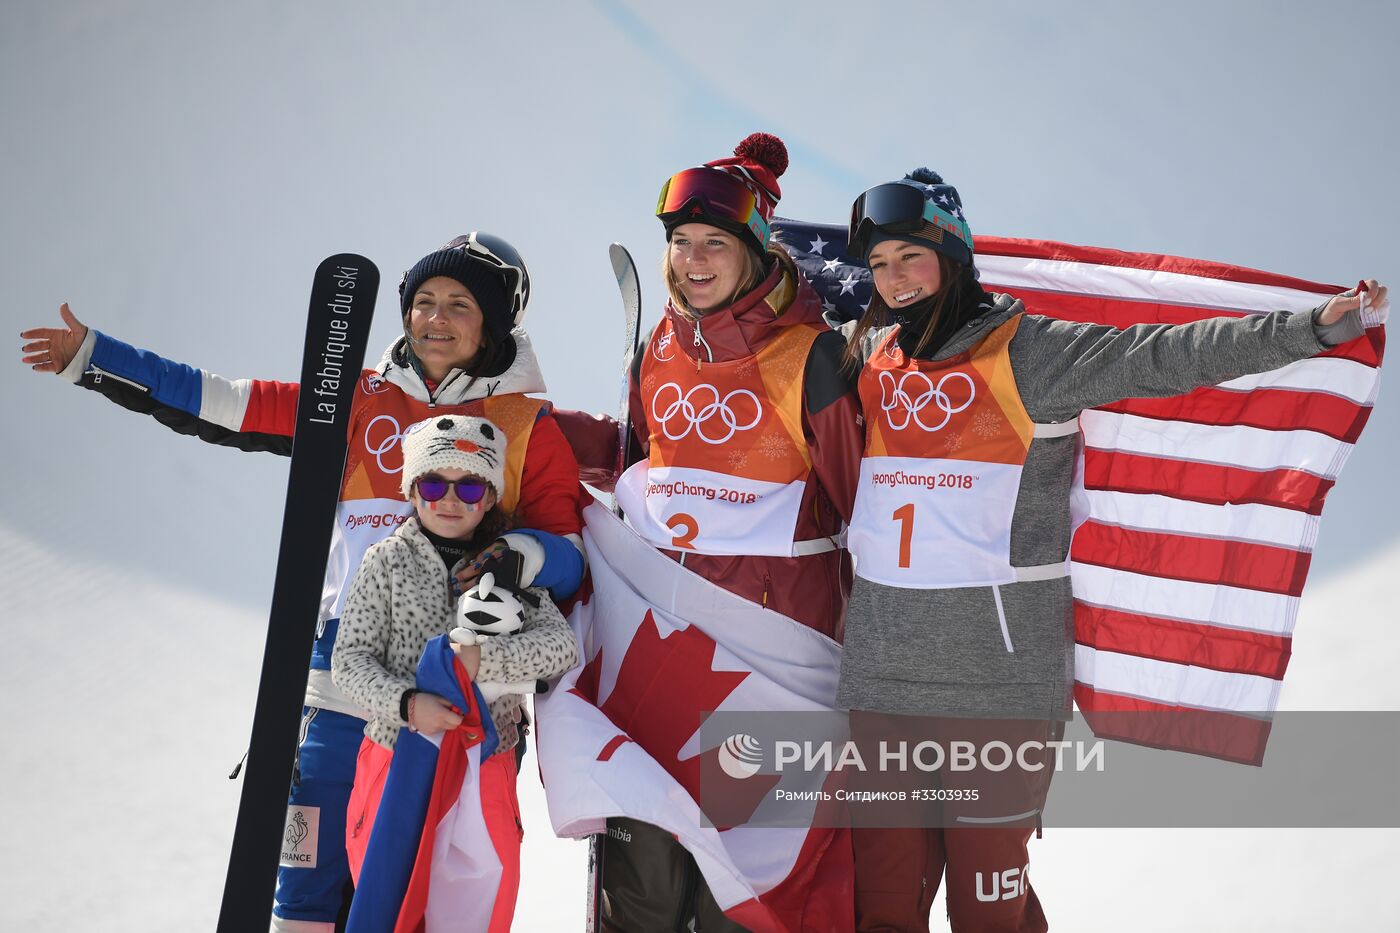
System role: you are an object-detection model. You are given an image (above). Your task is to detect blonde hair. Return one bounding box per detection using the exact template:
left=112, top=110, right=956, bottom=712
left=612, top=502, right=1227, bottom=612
left=662, top=232, right=769, bottom=318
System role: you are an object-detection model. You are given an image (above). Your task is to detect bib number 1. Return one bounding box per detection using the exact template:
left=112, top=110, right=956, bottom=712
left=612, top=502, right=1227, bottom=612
left=892, top=503, right=915, bottom=569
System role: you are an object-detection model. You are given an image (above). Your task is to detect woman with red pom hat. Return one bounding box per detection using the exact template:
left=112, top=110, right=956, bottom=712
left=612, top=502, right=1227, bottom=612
left=575, top=133, right=865, bottom=931
left=615, top=132, right=862, bottom=641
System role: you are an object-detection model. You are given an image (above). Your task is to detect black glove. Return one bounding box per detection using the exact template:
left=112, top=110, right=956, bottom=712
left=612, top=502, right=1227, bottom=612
left=477, top=545, right=526, bottom=589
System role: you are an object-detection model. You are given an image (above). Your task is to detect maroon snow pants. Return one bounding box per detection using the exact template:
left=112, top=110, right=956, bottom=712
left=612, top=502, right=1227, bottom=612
left=849, top=713, right=1053, bottom=933
left=852, top=823, right=1046, bottom=933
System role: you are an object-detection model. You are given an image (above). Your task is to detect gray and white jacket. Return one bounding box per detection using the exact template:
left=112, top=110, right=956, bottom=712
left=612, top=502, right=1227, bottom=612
left=837, top=292, right=1352, bottom=719
left=332, top=516, right=579, bottom=753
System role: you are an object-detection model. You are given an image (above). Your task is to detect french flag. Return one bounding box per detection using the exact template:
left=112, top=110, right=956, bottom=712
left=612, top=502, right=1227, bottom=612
left=347, top=635, right=501, bottom=933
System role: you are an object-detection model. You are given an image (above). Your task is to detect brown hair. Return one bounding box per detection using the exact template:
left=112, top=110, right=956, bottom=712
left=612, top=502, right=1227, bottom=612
left=470, top=504, right=514, bottom=547
left=841, top=252, right=978, bottom=374
left=662, top=233, right=770, bottom=317
left=458, top=325, right=517, bottom=392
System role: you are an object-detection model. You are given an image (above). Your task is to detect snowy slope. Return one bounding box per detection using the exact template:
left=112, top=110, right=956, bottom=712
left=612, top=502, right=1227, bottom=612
left=1, top=528, right=1394, bottom=931
left=0, top=526, right=584, bottom=931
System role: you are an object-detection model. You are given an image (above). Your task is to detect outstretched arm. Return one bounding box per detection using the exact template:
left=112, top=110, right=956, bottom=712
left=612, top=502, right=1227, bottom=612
left=20, top=302, right=304, bottom=454
left=1012, top=281, right=1383, bottom=423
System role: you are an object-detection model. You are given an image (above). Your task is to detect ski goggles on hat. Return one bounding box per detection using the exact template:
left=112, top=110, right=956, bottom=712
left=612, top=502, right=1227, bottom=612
left=656, top=167, right=772, bottom=248
left=414, top=475, right=491, bottom=504
left=428, top=232, right=532, bottom=325
left=848, top=182, right=973, bottom=259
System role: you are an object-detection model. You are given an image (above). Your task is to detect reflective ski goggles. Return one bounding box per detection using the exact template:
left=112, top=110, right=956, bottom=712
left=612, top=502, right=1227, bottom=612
left=848, top=182, right=973, bottom=260
left=656, top=167, right=772, bottom=248
left=414, top=474, right=491, bottom=504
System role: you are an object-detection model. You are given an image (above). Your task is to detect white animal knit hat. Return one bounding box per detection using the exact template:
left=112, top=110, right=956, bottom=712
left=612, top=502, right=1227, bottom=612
left=399, top=415, right=507, bottom=500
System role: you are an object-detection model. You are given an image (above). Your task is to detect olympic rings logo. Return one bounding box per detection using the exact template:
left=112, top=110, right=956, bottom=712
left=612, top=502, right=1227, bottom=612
left=651, top=382, right=763, bottom=445
left=878, top=370, right=976, bottom=432
left=364, top=414, right=407, bottom=473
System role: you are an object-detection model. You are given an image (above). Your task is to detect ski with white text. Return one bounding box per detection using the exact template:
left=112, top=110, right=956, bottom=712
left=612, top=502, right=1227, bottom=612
left=587, top=243, right=643, bottom=932
left=217, top=254, right=379, bottom=933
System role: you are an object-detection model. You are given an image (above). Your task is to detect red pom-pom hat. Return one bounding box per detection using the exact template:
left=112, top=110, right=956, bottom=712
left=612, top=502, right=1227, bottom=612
left=658, top=132, right=790, bottom=253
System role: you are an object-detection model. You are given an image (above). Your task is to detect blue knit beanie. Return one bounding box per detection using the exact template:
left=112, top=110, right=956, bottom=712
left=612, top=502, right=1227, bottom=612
left=864, top=168, right=974, bottom=268
left=399, top=247, right=512, bottom=342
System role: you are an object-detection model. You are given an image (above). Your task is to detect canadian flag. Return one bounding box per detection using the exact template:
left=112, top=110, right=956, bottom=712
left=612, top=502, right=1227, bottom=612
left=534, top=502, right=854, bottom=932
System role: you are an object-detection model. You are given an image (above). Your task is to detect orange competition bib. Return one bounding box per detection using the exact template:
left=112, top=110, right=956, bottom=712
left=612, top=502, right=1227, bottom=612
left=849, top=316, right=1035, bottom=587
left=616, top=318, right=822, bottom=556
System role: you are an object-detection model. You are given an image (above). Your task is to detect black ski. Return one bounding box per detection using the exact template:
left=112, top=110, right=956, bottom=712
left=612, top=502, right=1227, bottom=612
left=587, top=243, right=644, bottom=932
left=609, top=242, right=643, bottom=510
left=217, top=254, right=378, bottom=932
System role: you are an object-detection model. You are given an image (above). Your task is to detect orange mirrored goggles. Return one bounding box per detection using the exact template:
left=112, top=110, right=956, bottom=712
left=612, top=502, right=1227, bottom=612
left=656, top=168, right=771, bottom=248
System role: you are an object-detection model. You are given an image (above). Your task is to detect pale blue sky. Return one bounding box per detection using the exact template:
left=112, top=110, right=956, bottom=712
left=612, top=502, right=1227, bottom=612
left=3, top=0, right=1395, bottom=606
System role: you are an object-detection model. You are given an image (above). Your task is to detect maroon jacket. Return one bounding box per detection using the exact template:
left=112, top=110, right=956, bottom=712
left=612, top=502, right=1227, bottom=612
left=557, top=252, right=863, bottom=642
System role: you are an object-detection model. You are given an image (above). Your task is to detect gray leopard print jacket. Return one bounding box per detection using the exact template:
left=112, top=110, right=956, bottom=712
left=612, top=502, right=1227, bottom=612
left=332, top=516, right=579, bottom=754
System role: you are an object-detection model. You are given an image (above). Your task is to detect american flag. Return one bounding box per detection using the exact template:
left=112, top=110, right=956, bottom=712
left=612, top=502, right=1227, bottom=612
left=773, top=218, right=1388, bottom=764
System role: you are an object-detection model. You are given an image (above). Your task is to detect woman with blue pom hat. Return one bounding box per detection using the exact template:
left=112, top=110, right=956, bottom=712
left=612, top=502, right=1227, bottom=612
left=836, top=169, right=1385, bottom=933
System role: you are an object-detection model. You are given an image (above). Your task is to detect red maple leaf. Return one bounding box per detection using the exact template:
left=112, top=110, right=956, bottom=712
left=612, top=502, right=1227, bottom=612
left=570, top=609, right=749, bottom=799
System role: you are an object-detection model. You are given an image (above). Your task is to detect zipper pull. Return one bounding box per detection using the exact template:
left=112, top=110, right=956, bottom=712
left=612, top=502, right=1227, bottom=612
left=693, top=319, right=702, bottom=346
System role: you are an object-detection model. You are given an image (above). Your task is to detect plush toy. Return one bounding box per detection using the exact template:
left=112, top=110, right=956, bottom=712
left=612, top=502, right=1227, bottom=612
left=449, top=572, right=548, bottom=703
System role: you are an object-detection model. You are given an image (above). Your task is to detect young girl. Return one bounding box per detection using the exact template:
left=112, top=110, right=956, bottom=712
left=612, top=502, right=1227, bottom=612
left=836, top=169, right=1384, bottom=933
left=331, top=414, right=579, bottom=929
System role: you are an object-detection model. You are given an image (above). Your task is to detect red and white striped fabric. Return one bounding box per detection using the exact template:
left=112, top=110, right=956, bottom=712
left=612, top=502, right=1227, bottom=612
left=977, top=238, right=1388, bottom=764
